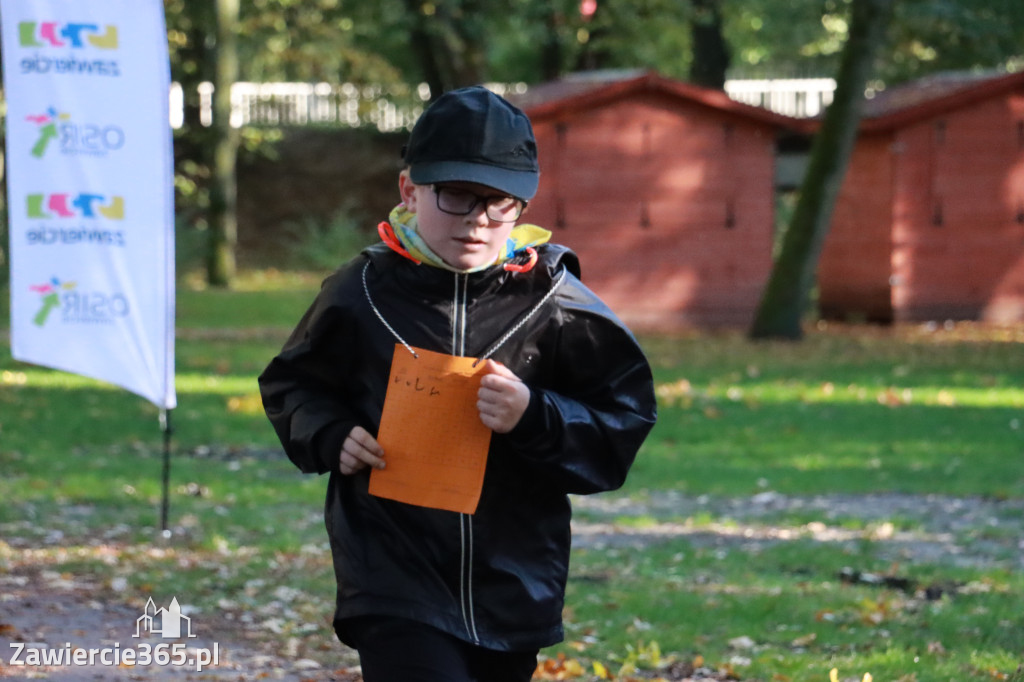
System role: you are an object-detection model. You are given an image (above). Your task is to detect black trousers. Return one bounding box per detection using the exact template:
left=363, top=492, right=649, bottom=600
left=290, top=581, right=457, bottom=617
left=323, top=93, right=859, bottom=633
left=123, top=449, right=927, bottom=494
left=342, top=616, right=539, bottom=682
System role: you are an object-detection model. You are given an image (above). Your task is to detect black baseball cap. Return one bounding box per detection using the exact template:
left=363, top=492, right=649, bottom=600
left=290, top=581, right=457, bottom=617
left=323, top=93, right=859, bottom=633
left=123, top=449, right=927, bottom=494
left=403, top=86, right=540, bottom=201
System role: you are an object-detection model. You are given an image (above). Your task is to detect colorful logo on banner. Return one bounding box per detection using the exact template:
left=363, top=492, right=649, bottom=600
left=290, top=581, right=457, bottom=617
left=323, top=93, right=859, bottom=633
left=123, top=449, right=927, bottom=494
left=28, top=108, right=66, bottom=156
left=27, top=193, right=124, bottom=220
left=29, top=276, right=130, bottom=327
left=17, top=21, right=121, bottom=77
left=18, top=22, right=118, bottom=48
left=29, top=277, right=75, bottom=326
left=28, top=108, right=126, bottom=158
left=24, top=193, right=127, bottom=248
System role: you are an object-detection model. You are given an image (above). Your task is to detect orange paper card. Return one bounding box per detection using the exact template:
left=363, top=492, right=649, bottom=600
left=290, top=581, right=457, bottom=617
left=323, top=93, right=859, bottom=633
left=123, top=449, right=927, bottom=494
left=369, top=345, right=492, bottom=514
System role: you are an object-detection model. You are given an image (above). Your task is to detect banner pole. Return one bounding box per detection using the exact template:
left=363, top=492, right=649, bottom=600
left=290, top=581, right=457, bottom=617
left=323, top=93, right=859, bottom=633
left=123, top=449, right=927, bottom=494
left=159, top=408, right=173, bottom=535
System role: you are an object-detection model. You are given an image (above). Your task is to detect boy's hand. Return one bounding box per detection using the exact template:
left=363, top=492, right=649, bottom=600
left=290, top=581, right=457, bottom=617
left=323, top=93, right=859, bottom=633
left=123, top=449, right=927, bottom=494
left=339, top=426, right=385, bottom=475
left=477, top=360, right=530, bottom=434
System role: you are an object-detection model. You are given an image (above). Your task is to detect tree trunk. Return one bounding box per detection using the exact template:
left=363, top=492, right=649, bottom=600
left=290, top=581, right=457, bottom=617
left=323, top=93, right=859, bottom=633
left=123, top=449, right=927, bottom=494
left=404, top=0, right=448, bottom=98
left=206, top=0, right=240, bottom=287
left=689, top=0, right=730, bottom=89
left=541, top=6, right=564, bottom=81
left=177, top=3, right=213, bottom=146
left=403, top=0, right=487, bottom=99
left=449, top=0, right=487, bottom=88
left=749, top=0, right=892, bottom=340
left=574, top=0, right=612, bottom=71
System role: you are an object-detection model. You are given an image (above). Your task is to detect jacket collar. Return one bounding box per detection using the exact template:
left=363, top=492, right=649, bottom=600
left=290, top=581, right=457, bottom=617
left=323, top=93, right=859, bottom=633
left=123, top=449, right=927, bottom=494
left=362, top=242, right=581, bottom=297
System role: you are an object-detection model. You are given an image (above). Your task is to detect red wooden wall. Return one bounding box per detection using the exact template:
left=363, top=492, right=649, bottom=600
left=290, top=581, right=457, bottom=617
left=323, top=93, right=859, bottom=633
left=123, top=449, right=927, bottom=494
left=817, top=137, right=895, bottom=321
left=526, top=91, right=778, bottom=329
left=893, top=92, right=1024, bottom=322
left=820, top=79, right=1024, bottom=323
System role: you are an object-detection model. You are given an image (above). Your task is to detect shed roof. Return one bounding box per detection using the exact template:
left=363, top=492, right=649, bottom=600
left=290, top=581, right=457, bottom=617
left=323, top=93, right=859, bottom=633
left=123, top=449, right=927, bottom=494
left=860, top=69, right=1024, bottom=132
left=509, top=70, right=803, bottom=130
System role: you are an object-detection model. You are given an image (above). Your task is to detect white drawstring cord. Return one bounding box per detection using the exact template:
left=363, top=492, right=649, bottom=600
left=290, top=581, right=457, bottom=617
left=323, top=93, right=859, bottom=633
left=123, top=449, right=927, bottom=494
left=362, top=262, right=418, bottom=358
left=363, top=261, right=566, bottom=365
left=472, top=268, right=566, bottom=367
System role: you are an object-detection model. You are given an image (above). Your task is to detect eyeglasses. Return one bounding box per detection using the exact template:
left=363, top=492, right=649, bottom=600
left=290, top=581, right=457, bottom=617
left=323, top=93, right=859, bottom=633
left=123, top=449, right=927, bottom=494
left=432, top=185, right=526, bottom=222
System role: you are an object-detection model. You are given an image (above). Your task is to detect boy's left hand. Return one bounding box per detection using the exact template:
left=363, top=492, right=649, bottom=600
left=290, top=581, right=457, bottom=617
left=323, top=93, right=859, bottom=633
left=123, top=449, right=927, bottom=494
left=477, top=360, right=530, bottom=433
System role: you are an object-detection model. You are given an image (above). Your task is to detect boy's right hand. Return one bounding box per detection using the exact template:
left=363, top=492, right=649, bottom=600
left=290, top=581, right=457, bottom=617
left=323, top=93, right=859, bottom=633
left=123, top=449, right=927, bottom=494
left=339, top=426, right=385, bottom=475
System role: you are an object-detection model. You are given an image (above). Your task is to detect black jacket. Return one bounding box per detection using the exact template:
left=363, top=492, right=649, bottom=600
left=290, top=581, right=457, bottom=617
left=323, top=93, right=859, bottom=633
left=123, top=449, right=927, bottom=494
left=259, top=242, right=657, bottom=652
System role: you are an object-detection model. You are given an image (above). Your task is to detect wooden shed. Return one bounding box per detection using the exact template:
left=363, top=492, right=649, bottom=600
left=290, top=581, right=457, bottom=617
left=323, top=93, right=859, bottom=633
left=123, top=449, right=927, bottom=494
left=819, top=70, right=1024, bottom=323
left=511, top=71, right=800, bottom=329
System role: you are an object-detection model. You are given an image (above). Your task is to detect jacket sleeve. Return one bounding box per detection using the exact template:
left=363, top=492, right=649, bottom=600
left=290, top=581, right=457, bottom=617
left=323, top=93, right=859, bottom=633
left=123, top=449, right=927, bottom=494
left=503, top=281, right=657, bottom=495
left=258, top=268, right=361, bottom=475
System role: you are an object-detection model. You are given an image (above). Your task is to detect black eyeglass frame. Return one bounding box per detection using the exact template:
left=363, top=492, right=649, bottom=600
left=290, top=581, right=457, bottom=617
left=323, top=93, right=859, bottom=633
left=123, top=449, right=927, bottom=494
left=431, top=185, right=527, bottom=223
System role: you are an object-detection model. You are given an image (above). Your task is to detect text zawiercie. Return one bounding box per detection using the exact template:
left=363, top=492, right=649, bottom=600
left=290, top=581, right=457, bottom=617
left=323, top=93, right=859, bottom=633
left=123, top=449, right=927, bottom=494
left=8, top=641, right=220, bottom=672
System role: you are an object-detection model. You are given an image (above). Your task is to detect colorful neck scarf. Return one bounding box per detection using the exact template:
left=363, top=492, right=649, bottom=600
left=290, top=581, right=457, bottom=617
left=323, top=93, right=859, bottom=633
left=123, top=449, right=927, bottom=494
left=383, top=203, right=551, bottom=274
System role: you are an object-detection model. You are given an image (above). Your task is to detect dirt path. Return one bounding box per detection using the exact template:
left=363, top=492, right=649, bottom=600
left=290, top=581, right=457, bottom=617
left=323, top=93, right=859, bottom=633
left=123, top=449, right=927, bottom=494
left=571, top=491, right=1024, bottom=570
left=0, top=566, right=359, bottom=681
left=2, top=492, right=1022, bottom=680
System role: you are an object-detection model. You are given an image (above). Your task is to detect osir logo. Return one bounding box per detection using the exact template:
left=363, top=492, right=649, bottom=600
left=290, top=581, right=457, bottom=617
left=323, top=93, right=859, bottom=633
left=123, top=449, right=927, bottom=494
left=29, top=277, right=130, bottom=328
left=28, top=108, right=126, bottom=159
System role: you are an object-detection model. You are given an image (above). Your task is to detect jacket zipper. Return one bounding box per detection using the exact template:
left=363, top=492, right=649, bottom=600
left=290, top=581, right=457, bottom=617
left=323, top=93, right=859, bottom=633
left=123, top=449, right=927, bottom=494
left=452, top=273, right=480, bottom=644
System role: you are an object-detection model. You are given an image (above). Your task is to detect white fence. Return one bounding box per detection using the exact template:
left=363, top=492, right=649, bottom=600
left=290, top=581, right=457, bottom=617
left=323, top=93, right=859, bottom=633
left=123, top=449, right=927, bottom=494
left=724, top=78, right=836, bottom=118
left=168, top=78, right=834, bottom=130
left=170, top=81, right=528, bottom=131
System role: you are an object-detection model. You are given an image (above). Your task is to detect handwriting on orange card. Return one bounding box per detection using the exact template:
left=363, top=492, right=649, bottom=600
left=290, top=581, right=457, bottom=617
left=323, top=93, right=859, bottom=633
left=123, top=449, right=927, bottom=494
left=369, top=345, right=491, bottom=514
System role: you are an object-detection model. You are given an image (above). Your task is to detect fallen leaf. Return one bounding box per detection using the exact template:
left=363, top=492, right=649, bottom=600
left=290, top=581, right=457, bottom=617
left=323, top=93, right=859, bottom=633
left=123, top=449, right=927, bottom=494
left=790, top=632, right=817, bottom=648
left=535, top=653, right=587, bottom=680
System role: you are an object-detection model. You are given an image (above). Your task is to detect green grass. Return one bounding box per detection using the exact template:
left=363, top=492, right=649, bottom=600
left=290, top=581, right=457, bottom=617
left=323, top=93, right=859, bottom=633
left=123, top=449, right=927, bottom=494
left=634, top=331, right=1024, bottom=498
left=2, top=275, right=1023, bottom=681
left=562, top=541, right=1024, bottom=681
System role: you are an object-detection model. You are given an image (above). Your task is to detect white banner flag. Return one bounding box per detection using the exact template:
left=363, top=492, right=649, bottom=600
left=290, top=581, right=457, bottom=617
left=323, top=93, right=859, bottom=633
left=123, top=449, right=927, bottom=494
left=2, top=0, right=176, bottom=409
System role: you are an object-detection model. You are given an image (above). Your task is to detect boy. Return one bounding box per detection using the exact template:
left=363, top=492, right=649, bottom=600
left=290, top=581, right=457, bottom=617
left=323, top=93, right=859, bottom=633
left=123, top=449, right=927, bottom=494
left=259, top=86, right=657, bottom=681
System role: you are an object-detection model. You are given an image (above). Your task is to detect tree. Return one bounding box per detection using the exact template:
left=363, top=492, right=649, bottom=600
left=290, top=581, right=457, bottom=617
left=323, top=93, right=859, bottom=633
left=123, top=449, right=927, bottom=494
left=235, top=0, right=403, bottom=84
left=749, top=0, right=893, bottom=340
left=166, top=0, right=410, bottom=285
left=164, top=0, right=239, bottom=287
left=883, top=0, right=1024, bottom=83
left=539, top=3, right=568, bottom=81
left=206, top=0, right=240, bottom=287
left=165, top=0, right=217, bottom=282
left=720, top=0, right=851, bottom=79
left=402, top=0, right=488, bottom=96
left=690, top=0, right=730, bottom=88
